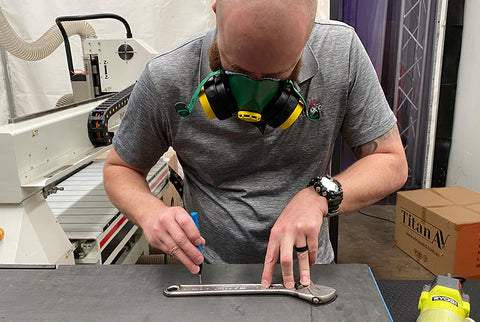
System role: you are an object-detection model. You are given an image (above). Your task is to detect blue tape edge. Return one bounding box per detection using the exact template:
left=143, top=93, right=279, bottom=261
left=368, top=266, right=394, bottom=322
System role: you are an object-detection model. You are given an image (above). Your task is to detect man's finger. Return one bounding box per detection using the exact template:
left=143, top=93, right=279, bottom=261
left=306, top=233, right=319, bottom=267
left=280, top=239, right=295, bottom=289
left=295, top=238, right=310, bottom=286
left=261, top=241, right=279, bottom=288
left=169, top=220, right=203, bottom=265
left=160, top=237, right=199, bottom=274
left=175, top=211, right=203, bottom=248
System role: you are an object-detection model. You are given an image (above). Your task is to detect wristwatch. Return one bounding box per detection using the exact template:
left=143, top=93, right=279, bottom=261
left=308, top=175, right=343, bottom=215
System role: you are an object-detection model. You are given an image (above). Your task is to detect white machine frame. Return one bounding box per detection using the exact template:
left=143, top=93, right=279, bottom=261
left=0, top=17, right=164, bottom=265
left=82, top=38, right=157, bottom=93
left=74, top=38, right=157, bottom=102
left=0, top=99, right=168, bottom=265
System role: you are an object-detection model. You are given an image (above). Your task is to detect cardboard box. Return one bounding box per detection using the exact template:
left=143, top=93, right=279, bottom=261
left=395, top=186, right=480, bottom=279
left=161, top=150, right=183, bottom=207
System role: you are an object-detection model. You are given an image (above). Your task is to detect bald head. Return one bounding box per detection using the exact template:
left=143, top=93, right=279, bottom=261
left=213, top=0, right=316, bottom=80
left=215, top=0, right=317, bottom=25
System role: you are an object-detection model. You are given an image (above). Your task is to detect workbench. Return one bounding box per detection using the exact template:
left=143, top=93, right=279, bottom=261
left=1, top=264, right=478, bottom=321
left=1, top=264, right=391, bottom=321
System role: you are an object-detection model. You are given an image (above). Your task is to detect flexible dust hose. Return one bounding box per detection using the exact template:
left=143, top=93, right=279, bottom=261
left=0, top=7, right=96, bottom=61
left=55, top=93, right=74, bottom=107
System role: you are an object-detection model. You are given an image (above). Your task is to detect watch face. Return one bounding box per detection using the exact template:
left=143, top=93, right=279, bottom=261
left=320, top=176, right=338, bottom=192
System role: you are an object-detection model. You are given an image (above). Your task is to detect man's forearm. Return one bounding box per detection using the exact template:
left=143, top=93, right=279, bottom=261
left=103, top=163, right=167, bottom=226
left=334, top=151, right=407, bottom=214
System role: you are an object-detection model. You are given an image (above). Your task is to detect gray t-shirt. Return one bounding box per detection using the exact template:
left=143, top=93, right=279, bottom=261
left=113, top=20, right=396, bottom=264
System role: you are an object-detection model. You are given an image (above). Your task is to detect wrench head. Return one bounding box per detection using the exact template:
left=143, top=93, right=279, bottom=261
left=295, top=281, right=337, bottom=305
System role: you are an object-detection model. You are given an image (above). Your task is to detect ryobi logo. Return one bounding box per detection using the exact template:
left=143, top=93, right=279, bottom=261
left=432, top=296, right=458, bottom=307
left=401, top=208, right=450, bottom=250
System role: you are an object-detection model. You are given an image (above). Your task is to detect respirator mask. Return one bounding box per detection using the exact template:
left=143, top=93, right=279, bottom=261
left=176, top=69, right=320, bottom=129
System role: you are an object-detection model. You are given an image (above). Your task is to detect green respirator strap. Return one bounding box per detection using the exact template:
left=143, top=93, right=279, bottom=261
left=262, top=78, right=320, bottom=122
left=291, top=82, right=321, bottom=121
left=175, top=70, right=222, bottom=116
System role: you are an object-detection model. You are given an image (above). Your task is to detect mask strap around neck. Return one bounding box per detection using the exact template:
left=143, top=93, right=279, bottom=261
left=175, top=70, right=222, bottom=116
left=288, top=80, right=321, bottom=122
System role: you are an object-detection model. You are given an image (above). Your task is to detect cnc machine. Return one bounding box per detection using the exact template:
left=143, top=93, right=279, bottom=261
left=0, top=12, right=166, bottom=265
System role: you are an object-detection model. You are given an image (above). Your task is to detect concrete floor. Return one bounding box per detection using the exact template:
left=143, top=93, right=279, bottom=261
left=336, top=204, right=435, bottom=280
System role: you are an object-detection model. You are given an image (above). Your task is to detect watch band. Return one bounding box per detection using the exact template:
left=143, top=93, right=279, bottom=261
left=308, top=175, right=343, bottom=215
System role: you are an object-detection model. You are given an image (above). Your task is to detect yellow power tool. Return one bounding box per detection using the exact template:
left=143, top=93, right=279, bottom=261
left=417, top=274, right=474, bottom=322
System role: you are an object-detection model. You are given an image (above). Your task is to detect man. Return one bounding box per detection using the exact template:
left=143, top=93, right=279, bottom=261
left=104, top=0, right=408, bottom=289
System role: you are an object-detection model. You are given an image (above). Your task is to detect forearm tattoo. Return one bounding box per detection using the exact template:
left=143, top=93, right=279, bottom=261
left=352, top=126, right=398, bottom=159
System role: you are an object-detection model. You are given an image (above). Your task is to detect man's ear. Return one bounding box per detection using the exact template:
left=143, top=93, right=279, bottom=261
left=212, top=1, right=217, bottom=13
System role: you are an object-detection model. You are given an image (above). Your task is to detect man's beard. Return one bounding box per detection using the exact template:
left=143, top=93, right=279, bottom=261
left=208, top=38, right=303, bottom=82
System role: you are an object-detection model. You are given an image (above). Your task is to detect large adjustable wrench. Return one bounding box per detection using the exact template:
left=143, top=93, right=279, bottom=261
left=163, top=281, right=336, bottom=305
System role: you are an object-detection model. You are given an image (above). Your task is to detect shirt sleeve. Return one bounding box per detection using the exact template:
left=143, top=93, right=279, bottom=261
left=112, top=64, right=170, bottom=169
left=340, top=31, right=397, bottom=148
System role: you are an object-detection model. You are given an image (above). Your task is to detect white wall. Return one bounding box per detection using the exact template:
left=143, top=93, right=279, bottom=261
left=446, top=0, right=480, bottom=193
left=0, top=0, right=328, bottom=125
left=0, top=0, right=216, bottom=124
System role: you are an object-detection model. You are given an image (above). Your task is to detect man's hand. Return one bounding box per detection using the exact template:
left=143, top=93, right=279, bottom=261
left=139, top=205, right=205, bottom=274
left=103, top=147, right=204, bottom=274
left=261, top=187, right=328, bottom=289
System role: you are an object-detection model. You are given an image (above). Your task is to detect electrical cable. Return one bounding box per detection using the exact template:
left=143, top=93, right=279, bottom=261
left=55, top=13, right=133, bottom=81
left=452, top=275, right=467, bottom=285
left=357, top=209, right=395, bottom=224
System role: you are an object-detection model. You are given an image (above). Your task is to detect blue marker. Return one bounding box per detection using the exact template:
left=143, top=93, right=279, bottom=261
left=191, top=212, right=203, bottom=282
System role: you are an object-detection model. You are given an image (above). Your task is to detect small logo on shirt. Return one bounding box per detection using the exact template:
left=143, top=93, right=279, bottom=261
left=305, top=99, right=323, bottom=120
left=309, top=99, right=322, bottom=109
